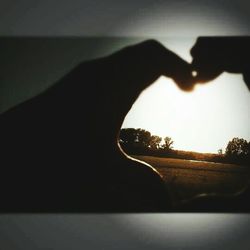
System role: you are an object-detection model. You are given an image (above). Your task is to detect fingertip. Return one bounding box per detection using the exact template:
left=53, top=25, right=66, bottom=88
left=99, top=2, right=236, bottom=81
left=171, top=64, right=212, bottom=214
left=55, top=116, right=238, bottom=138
left=190, top=45, right=196, bottom=58
left=174, top=77, right=197, bottom=92
left=190, top=36, right=202, bottom=56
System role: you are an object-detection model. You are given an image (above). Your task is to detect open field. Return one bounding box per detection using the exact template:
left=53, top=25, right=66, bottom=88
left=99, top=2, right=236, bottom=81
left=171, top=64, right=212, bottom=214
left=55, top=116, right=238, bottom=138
left=132, top=155, right=250, bottom=202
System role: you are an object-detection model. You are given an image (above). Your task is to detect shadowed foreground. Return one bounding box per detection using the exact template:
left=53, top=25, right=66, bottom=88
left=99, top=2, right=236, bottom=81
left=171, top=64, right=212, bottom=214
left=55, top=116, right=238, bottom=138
left=134, top=155, right=250, bottom=212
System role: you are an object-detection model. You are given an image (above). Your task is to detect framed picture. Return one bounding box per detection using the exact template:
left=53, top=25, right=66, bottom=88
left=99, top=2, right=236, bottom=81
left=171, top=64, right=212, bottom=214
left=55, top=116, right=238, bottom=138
left=0, top=1, right=249, bottom=249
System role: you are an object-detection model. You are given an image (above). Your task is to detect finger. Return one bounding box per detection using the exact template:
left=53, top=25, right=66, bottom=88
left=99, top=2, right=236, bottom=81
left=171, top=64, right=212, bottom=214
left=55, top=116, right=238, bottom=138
left=108, top=39, right=196, bottom=92
left=190, top=37, right=223, bottom=83
left=163, top=50, right=196, bottom=91
left=191, top=58, right=223, bottom=83
left=139, top=40, right=196, bottom=91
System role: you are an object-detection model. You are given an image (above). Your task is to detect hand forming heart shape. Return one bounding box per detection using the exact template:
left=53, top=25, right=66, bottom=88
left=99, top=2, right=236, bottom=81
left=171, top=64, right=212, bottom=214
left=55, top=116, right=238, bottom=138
left=0, top=37, right=249, bottom=212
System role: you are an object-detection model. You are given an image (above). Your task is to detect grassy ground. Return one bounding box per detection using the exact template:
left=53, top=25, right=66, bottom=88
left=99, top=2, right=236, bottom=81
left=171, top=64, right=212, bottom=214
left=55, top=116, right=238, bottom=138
left=132, top=155, right=250, bottom=203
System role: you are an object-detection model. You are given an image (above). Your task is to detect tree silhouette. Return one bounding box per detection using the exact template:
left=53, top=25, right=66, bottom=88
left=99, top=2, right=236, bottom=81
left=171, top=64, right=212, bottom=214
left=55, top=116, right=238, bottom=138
left=119, top=128, right=152, bottom=152
left=149, top=135, right=162, bottom=149
left=162, top=136, right=174, bottom=151
left=119, top=128, right=175, bottom=156
left=225, top=137, right=249, bottom=157
left=225, top=137, right=250, bottom=164
left=119, top=128, right=138, bottom=147
left=120, top=128, right=169, bottom=152
left=218, top=149, right=223, bottom=155
left=136, top=129, right=152, bottom=148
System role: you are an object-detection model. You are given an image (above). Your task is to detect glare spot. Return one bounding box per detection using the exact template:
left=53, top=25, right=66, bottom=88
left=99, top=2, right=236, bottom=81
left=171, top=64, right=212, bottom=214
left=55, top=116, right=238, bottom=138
left=192, top=71, right=198, bottom=77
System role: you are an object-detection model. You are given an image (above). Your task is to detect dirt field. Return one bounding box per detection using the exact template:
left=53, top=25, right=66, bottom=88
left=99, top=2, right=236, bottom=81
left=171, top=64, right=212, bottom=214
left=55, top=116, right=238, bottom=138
left=132, top=155, right=250, bottom=202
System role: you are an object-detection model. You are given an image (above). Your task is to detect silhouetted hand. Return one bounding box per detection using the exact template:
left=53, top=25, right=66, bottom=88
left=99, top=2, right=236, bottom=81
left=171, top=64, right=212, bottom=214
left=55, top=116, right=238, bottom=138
left=183, top=36, right=250, bottom=212
left=0, top=39, right=195, bottom=212
left=86, top=39, right=195, bottom=146
left=191, top=36, right=250, bottom=90
left=43, top=39, right=195, bottom=160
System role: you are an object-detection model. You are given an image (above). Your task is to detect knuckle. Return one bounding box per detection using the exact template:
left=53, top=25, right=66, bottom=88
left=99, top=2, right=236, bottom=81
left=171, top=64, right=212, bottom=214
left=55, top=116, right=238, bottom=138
left=140, top=39, right=166, bottom=52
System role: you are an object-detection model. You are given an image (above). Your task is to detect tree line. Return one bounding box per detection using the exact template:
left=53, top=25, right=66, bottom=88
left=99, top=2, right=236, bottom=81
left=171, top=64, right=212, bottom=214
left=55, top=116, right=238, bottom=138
left=119, top=128, right=250, bottom=165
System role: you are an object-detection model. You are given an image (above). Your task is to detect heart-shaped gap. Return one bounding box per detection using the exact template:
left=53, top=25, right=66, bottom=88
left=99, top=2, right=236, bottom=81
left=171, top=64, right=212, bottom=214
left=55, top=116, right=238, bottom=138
left=119, top=73, right=250, bottom=204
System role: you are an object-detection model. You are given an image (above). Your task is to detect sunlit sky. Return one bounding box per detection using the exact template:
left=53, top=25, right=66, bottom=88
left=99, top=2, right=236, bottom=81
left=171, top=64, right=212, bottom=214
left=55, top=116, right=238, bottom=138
left=121, top=38, right=250, bottom=153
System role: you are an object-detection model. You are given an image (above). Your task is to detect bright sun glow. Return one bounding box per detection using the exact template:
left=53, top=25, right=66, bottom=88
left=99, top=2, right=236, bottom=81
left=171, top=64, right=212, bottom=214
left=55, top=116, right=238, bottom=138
left=121, top=38, right=250, bottom=153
